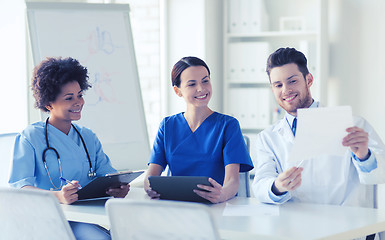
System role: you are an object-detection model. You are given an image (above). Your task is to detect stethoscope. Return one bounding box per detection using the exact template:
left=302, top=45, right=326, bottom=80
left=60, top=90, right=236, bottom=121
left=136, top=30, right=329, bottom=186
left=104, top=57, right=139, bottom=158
left=43, top=117, right=96, bottom=189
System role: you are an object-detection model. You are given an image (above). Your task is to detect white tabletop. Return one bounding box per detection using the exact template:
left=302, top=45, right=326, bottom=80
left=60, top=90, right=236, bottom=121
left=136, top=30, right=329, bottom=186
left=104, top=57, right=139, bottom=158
left=62, top=187, right=385, bottom=240
left=61, top=187, right=148, bottom=226
left=212, top=197, right=385, bottom=240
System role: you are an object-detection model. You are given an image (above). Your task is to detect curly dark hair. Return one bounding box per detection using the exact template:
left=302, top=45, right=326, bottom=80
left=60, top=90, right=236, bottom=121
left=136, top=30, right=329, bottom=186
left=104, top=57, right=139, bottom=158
left=32, top=57, right=91, bottom=112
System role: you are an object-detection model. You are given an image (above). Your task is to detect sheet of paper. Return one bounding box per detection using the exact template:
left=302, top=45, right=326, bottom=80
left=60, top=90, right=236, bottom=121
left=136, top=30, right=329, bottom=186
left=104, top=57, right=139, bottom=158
left=288, top=106, right=354, bottom=163
left=223, top=203, right=279, bottom=216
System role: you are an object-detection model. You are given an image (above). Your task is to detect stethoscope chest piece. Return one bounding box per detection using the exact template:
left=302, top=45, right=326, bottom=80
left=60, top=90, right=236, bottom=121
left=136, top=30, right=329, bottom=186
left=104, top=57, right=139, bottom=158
left=43, top=118, right=96, bottom=189
left=88, top=168, right=97, bottom=178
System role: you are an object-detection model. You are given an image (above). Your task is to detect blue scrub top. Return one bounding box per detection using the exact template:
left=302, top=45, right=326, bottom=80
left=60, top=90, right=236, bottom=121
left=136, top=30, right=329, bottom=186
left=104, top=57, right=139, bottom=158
left=9, top=121, right=116, bottom=190
left=149, top=112, right=254, bottom=185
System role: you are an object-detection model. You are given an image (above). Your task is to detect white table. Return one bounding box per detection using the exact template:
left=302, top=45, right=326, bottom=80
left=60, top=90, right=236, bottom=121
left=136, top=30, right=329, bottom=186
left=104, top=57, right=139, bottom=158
left=62, top=187, right=148, bottom=227
left=62, top=188, right=385, bottom=240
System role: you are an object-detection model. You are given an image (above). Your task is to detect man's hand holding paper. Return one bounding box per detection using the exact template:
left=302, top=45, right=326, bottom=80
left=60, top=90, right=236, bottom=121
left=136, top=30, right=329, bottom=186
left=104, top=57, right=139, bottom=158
left=343, top=126, right=370, bottom=160
left=272, top=167, right=303, bottom=195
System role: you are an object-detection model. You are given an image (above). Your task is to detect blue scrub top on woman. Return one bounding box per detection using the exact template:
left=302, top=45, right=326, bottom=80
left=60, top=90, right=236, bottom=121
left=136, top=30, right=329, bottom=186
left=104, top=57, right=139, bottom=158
left=9, top=121, right=116, bottom=190
left=149, top=112, right=254, bottom=185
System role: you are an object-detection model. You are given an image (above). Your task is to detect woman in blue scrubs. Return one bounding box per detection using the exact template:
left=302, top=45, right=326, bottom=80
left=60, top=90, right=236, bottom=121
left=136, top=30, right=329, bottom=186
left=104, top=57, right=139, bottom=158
left=144, top=56, right=254, bottom=203
left=9, top=57, right=129, bottom=240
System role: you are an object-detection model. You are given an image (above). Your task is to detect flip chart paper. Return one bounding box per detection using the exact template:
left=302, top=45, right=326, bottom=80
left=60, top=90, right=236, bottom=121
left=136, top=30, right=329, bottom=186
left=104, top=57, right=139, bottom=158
left=288, top=106, right=354, bottom=163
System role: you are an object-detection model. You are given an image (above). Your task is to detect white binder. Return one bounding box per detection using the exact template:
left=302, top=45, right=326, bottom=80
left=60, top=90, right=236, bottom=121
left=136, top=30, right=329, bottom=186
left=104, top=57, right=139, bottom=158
left=228, top=42, right=270, bottom=83
left=228, top=0, right=241, bottom=33
left=228, top=88, right=271, bottom=129
left=228, top=0, right=269, bottom=34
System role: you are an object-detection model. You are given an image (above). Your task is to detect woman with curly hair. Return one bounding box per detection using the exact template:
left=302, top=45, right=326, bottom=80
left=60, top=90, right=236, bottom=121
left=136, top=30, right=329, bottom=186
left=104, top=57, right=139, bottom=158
left=9, top=57, right=128, bottom=240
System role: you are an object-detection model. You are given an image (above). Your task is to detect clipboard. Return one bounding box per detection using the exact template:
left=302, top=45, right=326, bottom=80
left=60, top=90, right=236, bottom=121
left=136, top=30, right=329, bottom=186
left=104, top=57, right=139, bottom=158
left=77, top=170, right=144, bottom=201
left=148, top=176, right=212, bottom=203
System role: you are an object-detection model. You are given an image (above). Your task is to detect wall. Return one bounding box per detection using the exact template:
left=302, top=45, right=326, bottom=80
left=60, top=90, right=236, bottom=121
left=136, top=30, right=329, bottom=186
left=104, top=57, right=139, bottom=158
left=0, top=0, right=28, bottom=133
left=163, top=0, right=223, bottom=116
left=328, top=0, right=385, bottom=208
left=328, top=0, right=384, bottom=135
left=125, top=0, right=162, bottom=143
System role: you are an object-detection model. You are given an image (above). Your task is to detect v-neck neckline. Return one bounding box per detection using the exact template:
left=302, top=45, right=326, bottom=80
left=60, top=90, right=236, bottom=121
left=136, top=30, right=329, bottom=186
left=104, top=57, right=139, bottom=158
left=181, top=111, right=216, bottom=133
left=46, top=123, right=83, bottom=150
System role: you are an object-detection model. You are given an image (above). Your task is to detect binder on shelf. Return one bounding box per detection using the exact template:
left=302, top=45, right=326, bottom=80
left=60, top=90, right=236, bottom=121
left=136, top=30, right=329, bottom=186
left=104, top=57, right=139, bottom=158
left=228, top=42, right=270, bottom=83
left=279, top=16, right=305, bottom=32
left=228, top=42, right=241, bottom=81
left=298, top=40, right=309, bottom=58
left=239, top=0, right=249, bottom=33
left=256, top=88, right=271, bottom=127
left=228, top=88, right=271, bottom=129
left=227, top=0, right=269, bottom=34
left=248, top=0, right=269, bottom=33
left=228, top=0, right=241, bottom=33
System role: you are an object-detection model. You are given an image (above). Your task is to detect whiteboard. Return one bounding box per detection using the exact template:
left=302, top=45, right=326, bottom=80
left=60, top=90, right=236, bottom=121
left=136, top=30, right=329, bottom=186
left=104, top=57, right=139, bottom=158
left=26, top=2, right=150, bottom=170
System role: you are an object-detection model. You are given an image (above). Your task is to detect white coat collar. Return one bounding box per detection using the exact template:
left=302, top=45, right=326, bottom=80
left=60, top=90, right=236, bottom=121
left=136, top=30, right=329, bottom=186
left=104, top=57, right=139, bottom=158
left=273, top=100, right=320, bottom=142
left=272, top=118, right=294, bottom=142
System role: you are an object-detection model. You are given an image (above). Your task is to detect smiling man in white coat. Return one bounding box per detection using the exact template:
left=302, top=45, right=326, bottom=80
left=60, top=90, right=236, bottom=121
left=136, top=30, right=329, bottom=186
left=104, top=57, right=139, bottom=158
left=252, top=47, right=385, bottom=240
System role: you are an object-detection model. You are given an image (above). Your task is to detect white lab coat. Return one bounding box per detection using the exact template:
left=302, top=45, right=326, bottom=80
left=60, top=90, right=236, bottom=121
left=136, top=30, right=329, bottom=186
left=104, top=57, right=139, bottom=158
left=252, top=115, right=385, bottom=207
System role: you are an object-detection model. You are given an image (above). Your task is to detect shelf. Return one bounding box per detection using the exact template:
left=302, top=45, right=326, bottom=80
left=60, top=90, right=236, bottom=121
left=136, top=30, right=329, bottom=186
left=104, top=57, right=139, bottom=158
left=228, top=82, right=270, bottom=88
left=226, top=31, right=318, bottom=39
left=223, top=0, right=327, bottom=136
left=223, top=0, right=328, bottom=163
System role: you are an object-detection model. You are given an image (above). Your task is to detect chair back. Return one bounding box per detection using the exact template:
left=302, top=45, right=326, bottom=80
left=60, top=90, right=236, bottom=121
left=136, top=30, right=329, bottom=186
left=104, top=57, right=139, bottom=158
left=238, top=135, right=251, bottom=197
left=0, top=188, right=75, bottom=240
left=106, top=199, right=220, bottom=240
left=0, top=133, right=17, bottom=187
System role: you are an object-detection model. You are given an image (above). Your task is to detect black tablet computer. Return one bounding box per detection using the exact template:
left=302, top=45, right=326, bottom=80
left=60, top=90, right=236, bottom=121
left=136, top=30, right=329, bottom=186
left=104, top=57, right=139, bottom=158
left=77, top=170, right=144, bottom=201
left=148, top=176, right=212, bottom=203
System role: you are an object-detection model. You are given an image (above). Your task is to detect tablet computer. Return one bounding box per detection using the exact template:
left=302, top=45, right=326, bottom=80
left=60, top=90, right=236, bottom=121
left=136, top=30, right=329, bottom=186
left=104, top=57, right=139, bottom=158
left=148, top=176, right=212, bottom=203
left=77, top=170, right=144, bottom=201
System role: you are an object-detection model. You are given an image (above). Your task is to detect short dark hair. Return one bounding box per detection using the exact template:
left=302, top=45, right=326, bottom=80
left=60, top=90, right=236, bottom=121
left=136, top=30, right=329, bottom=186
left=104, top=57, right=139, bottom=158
left=171, top=56, right=210, bottom=87
left=266, top=47, right=309, bottom=81
left=32, top=57, right=91, bottom=112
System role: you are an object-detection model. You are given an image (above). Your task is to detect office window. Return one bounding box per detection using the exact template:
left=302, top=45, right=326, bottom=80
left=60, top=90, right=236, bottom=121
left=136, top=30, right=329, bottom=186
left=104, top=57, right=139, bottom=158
left=0, top=0, right=28, bottom=133
left=92, top=0, right=162, bottom=142
left=123, top=0, right=162, bottom=143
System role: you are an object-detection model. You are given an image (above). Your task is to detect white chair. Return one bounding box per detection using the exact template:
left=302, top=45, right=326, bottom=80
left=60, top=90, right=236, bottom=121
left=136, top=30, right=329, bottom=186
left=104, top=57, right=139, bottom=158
left=0, top=188, right=75, bottom=240
left=238, top=135, right=251, bottom=197
left=106, top=199, right=220, bottom=240
left=0, top=133, right=17, bottom=187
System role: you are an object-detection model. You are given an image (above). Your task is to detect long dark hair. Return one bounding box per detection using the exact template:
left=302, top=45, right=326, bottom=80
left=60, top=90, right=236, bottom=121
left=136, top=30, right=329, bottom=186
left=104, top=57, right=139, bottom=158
left=171, top=56, right=210, bottom=87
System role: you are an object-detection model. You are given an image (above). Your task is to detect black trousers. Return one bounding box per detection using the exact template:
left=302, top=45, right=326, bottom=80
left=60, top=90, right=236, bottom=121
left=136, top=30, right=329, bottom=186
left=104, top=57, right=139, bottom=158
left=366, top=234, right=375, bottom=240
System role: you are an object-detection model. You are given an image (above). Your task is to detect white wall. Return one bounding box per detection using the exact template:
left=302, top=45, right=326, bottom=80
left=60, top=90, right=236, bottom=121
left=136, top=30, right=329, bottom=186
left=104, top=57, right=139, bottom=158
left=328, top=0, right=385, bottom=208
left=0, top=0, right=28, bottom=133
left=123, top=0, right=162, bottom=143
left=328, top=0, right=385, bottom=135
left=163, top=0, right=223, bottom=116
